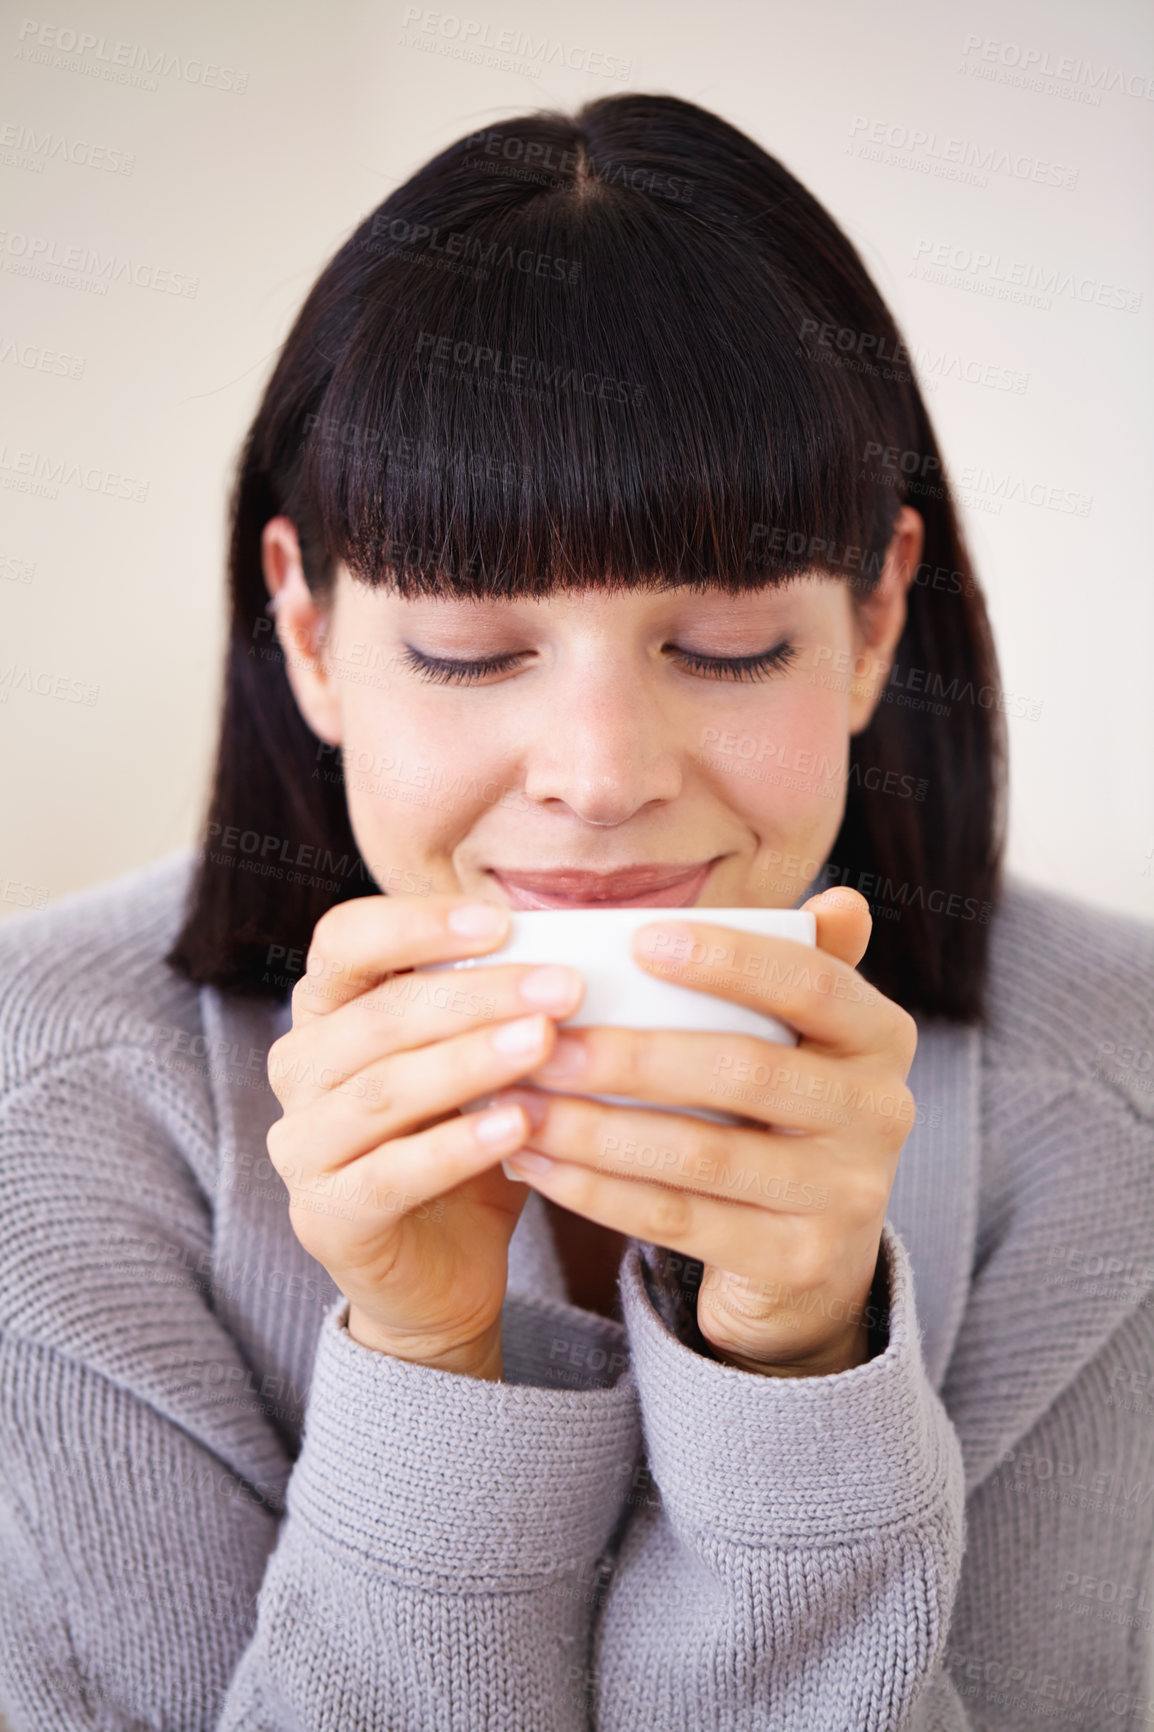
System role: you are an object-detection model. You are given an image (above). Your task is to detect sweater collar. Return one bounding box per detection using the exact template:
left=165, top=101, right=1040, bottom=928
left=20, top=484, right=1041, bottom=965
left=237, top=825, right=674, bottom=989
left=884, top=1017, right=982, bottom=1389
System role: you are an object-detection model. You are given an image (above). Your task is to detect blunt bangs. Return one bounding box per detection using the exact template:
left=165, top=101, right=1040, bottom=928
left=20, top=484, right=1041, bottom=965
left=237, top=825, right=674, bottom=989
left=295, top=108, right=915, bottom=601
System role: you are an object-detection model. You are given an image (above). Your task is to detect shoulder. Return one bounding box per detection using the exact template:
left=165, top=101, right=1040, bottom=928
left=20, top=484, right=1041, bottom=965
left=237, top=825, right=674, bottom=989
left=0, top=859, right=294, bottom=1479
left=0, top=848, right=204, bottom=1099
left=0, top=849, right=224, bottom=1342
left=982, top=872, right=1154, bottom=1123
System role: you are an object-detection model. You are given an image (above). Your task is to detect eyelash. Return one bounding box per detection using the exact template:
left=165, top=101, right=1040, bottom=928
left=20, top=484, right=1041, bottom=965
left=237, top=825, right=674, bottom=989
left=399, top=641, right=800, bottom=686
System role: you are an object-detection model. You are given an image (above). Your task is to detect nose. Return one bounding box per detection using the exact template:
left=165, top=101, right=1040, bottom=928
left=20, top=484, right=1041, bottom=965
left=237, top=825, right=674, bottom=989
left=521, top=655, right=683, bottom=825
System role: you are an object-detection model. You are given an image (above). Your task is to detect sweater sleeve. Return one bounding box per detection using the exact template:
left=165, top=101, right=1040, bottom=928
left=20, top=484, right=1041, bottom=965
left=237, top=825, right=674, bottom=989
left=0, top=1050, right=641, bottom=1731
left=217, top=1292, right=640, bottom=1730
left=591, top=1219, right=970, bottom=1730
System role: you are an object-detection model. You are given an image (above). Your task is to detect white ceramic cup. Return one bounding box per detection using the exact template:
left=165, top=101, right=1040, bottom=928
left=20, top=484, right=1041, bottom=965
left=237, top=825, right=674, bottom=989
left=424, top=906, right=817, bottom=1127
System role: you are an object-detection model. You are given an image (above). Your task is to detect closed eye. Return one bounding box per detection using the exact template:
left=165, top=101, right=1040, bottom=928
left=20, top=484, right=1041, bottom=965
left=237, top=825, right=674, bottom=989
left=672, top=641, right=799, bottom=683
left=398, top=641, right=799, bottom=685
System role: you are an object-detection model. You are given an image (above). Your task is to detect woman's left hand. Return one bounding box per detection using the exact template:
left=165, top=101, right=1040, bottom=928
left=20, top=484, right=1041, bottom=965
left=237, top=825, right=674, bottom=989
left=489, top=888, right=919, bottom=1378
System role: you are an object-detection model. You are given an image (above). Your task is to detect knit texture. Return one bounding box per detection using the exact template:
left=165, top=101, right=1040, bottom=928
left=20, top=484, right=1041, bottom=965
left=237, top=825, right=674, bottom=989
left=0, top=849, right=1151, bottom=1730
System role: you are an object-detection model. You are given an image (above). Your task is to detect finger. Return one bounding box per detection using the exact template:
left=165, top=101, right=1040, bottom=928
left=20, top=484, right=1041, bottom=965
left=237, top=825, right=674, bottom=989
left=500, top=1150, right=831, bottom=1288
left=291, top=893, right=513, bottom=1023
left=515, top=1023, right=882, bottom=1136
left=628, top=918, right=913, bottom=1060
left=269, top=961, right=585, bottom=1108
left=489, top=1089, right=832, bottom=1210
left=278, top=1096, right=536, bottom=1227
left=268, top=1007, right=564, bottom=1176
left=800, top=887, right=874, bottom=970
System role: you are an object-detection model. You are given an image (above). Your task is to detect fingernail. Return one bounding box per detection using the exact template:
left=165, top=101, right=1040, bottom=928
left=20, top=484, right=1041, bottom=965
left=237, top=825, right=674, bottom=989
left=491, top=1087, right=550, bottom=1129
left=518, top=965, right=582, bottom=1010
left=448, top=901, right=509, bottom=939
left=474, top=1105, right=525, bottom=1145
left=532, top=1034, right=585, bottom=1077
left=504, top=1149, right=555, bottom=1176
left=491, top=1014, right=547, bottom=1055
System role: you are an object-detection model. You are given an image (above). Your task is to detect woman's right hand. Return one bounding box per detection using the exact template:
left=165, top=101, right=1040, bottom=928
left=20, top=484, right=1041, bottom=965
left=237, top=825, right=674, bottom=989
left=265, top=894, right=583, bottom=1380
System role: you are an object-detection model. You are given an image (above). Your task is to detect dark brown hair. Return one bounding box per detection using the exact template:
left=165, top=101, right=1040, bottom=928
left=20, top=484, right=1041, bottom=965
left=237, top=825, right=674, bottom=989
left=167, top=92, right=1007, bottom=1023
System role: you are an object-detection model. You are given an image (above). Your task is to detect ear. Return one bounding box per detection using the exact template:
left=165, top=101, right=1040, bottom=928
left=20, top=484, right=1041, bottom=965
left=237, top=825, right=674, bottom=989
left=261, top=515, right=343, bottom=747
left=846, top=505, right=923, bottom=736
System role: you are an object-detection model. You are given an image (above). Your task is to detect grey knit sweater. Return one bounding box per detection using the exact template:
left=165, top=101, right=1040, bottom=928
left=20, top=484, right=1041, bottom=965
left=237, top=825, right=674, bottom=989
left=0, top=851, right=1152, bottom=1731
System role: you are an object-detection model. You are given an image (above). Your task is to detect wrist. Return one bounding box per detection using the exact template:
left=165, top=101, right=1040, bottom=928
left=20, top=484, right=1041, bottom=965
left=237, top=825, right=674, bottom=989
left=709, top=1316, right=872, bottom=1379
left=701, top=1243, right=890, bottom=1378
left=345, top=1308, right=505, bottom=1382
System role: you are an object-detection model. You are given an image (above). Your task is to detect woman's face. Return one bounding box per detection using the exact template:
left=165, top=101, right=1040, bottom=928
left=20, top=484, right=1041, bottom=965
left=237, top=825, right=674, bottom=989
left=263, top=511, right=920, bottom=911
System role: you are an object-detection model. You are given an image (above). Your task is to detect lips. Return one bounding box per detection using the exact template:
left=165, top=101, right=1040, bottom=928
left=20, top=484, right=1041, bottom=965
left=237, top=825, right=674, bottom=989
left=487, top=858, right=719, bottom=910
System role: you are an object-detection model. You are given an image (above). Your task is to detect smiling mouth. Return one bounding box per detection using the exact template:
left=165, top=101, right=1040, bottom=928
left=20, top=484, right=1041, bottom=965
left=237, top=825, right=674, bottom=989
left=486, top=858, right=721, bottom=910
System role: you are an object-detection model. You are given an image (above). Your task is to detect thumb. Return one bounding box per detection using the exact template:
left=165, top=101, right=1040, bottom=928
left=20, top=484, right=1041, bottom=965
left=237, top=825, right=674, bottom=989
left=800, top=886, right=873, bottom=970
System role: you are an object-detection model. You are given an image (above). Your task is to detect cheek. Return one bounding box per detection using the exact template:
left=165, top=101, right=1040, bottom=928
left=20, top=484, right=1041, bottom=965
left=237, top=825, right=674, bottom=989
left=697, top=681, right=851, bottom=826
left=335, top=688, right=505, bottom=846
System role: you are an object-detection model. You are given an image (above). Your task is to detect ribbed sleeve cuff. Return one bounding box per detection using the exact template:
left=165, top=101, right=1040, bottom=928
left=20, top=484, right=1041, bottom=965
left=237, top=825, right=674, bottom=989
left=285, top=1291, right=642, bottom=1588
left=621, top=1220, right=961, bottom=1544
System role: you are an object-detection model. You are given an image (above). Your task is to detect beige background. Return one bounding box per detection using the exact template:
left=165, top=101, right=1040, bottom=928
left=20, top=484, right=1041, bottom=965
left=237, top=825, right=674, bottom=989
left=2, top=0, right=1152, bottom=924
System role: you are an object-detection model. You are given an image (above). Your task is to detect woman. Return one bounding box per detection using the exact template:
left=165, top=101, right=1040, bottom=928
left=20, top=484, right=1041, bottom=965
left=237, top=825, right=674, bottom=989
left=1, top=92, right=1151, bottom=1731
